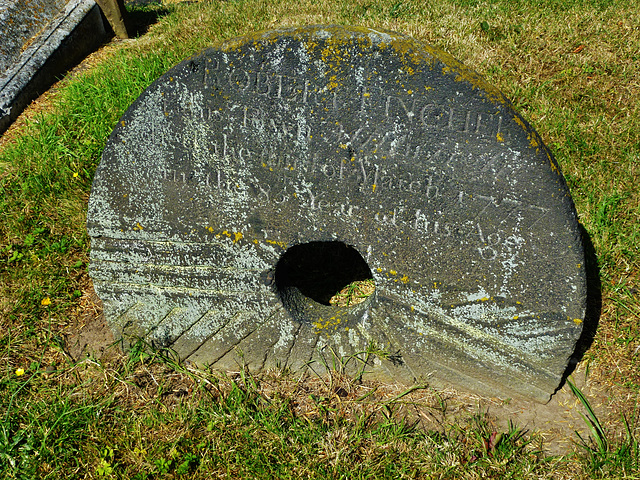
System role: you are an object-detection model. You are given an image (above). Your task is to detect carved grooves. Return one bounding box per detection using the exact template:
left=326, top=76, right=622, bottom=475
left=280, top=320, right=303, bottom=370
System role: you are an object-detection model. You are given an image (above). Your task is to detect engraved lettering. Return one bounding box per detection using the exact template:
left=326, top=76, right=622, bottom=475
left=317, top=199, right=330, bottom=212
left=420, top=104, right=446, bottom=129
left=414, top=209, right=429, bottom=231
left=409, top=180, right=421, bottom=192
left=413, top=210, right=454, bottom=237
left=474, top=223, right=500, bottom=261
left=375, top=208, right=402, bottom=226
left=386, top=95, right=417, bottom=122
left=229, top=69, right=250, bottom=91
left=321, top=163, right=336, bottom=178
left=255, top=71, right=271, bottom=95
left=475, top=113, right=482, bottom=134
left=203, top=58, right=221, bottom=88
left=426, top=176, right=439, bottom=199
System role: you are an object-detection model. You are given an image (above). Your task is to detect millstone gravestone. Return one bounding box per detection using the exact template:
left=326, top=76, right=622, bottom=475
left=88, top=25, right=586, bottom=402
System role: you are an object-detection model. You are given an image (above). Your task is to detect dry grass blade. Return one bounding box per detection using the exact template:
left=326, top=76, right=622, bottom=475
left=329, top=279, right=375, bottom=307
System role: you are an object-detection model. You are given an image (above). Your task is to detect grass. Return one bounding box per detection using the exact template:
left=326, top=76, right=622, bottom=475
left=568, top=378, right=640, bottom=477
left=1, top=0, right=639, bottom=478
left=329, top=279, right=376, bottom=307
left=1, top=344, right=553, bottom=479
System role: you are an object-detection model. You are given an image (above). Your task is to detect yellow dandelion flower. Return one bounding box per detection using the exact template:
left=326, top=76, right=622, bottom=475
left=41, top=297, right=51, bottom=306
left=15, top=368, right=25, bottom=376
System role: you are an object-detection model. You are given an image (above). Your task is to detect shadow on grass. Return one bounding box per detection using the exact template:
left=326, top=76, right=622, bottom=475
left=557, top=223, right=602, bottom=394
left=125, top=0, right=171, bottom=37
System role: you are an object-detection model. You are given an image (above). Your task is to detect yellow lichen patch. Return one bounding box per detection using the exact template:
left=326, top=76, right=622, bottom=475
left=513, top=115, right=527, bottom=130
left=389, top=270, right=397, bottom=276
left=318, top=38, right=354, bottom=73
left=496, top=132, right=504, bottom=142
left=218, top=230, right=244, bottom=243
left=266, top=239, right=287, bottom=249
left=573, top=318, right=583, bottom=325
left=400, top=275, right=409, bottom=284
left=547, top=150, right=560, bottom=174
left=313, top=316, right=342, bottom=331
left=133, top=222, right=144, bottom=231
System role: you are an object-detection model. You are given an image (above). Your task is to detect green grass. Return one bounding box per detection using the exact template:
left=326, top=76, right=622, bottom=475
left=1, top=0, right=639, bottom=478
left=1, top=345, right=553, bottom=479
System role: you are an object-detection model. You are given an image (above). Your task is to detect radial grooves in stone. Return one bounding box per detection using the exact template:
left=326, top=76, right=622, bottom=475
left=252, top=307, right=286, bottom=372
left=281, top=321, right=320, bottom=373
left=161, top=311, right=208, bottom=350
left=186, top=311, right=272, bottom=366
left=353, top=317, right=407, bottom=379
left=179, top=311, right=237, bottom=360
left=305, top=331, right=321, bottom=371
left=369, top=306, right=421, bottom=381
left=91, top=237, right=266, bottom=269
left=400, top=300, right=553, bottom=377
left=184, top=312, right=245, bottom=364
left=92, top=261, right=265, bottom=292
left=120, top=301, right=174, bottom=337
left=87, top=25, right=587, bottom=402
left=210, top=321, right=264, bottom=366
left=111, top=300, right=141, bottom=323
left=281, top=320, right=303, bottom=371
left=151, top=306, right=212, bottom=349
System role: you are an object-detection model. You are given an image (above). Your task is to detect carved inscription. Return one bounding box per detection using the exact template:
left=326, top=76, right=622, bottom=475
left=158, top=144, right=549, bottom=264
left=163, top=59, right=506, bottom=143
left=89, top=26, right=587, bottom=404
left=127, top=33, right=555, bottom=270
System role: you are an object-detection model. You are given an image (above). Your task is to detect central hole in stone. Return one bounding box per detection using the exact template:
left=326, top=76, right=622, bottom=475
left=274, top=241, right=374, bottom=307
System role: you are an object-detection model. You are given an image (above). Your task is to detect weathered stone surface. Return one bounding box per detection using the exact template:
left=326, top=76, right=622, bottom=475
left=88, top=25, right=586, bottom=402
left=0, top=0, right=67, bottom=73
left=0, top=0, right=107, bottom=133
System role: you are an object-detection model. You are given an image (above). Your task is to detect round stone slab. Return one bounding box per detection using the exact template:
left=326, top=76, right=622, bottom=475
left=88, top=25, right=586, bottom=402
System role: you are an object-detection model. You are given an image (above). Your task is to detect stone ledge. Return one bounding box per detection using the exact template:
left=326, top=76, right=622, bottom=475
left=0, top=0, right=109, bottom=134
